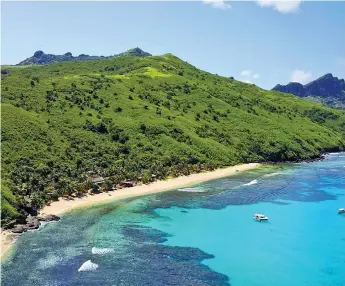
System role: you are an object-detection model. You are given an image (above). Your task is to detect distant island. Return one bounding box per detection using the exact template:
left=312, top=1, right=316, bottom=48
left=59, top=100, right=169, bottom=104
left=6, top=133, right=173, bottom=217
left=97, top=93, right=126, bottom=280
left=2, top=48, right=345, bottom=229
left=272, top=73, right=345, bottom=109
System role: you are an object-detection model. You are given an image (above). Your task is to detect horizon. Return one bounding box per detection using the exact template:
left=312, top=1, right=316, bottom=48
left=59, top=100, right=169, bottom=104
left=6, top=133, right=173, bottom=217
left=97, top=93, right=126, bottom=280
left=2, top=1, right=345, bottom=89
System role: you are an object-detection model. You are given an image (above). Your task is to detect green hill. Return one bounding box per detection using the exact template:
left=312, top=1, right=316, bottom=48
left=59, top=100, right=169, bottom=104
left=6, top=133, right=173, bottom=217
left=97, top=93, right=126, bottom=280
left=1, top=53, right=345, bottom=223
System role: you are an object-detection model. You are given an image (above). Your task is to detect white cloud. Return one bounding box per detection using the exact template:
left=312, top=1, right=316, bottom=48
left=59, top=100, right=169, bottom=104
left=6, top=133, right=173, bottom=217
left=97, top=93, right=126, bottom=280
left=240, top=70, right=260, bottom=83
left=290, top=69, right=312, bottom=84
left=256, top=0, right=302, bottom=14
left=203, top=0, right=231, bottom=10
left=240, top=70, right=253, bottom=77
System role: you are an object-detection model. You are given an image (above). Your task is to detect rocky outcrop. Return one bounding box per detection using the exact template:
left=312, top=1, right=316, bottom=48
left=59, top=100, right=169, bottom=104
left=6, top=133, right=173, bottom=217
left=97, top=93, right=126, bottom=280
left=25, top=216, right=41, bottom=230
left=37, top=214, right=60, bottom=222
left=17, top=48, right=151, bottom=65
left=12, top=225, right=28, bottom=233
left=272, top=73, right=345, bottom=109
left=7, top=214, right=60, bottom=234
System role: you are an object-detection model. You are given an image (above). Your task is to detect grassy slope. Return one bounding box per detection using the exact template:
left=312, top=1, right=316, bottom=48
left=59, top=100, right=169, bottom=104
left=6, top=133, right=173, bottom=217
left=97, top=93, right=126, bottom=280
left=1, top=54, right=345, bottom=223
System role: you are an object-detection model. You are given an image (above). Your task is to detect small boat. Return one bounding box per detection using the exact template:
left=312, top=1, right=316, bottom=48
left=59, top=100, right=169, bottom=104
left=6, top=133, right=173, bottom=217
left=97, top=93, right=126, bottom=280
left=253, top=214, right=269, bottom=222
left=338, top=208, right=345, bottom=214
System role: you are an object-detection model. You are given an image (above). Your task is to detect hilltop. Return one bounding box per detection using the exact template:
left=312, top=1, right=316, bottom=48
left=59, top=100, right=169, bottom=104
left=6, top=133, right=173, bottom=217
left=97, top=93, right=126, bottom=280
left=17, top=47, right=151, bottom=65
left=2, top=52, right=345, bottom=224
left=272, top=73, right=345, bottom=109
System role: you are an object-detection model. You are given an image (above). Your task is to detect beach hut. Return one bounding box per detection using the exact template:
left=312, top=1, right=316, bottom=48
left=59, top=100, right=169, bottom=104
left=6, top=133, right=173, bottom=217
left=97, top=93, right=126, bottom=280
left=90, top=174, right=105, bottom=187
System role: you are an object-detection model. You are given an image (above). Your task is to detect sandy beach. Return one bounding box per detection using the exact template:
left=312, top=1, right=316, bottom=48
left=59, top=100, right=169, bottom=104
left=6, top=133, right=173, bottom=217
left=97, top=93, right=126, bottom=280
left=1, top=163, right=261, bottom=260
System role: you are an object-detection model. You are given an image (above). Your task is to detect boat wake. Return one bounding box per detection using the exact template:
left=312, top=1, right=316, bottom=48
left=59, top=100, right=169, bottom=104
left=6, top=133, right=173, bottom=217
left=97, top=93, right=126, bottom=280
left=92, top=247, right=114, bottom=255
left=78, top=260, right=99, bottom=272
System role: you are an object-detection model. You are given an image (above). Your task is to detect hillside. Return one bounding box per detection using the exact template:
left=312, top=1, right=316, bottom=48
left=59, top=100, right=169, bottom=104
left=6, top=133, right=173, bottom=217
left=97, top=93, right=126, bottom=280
left=17, top=47, right=151, bottom=66
left=2, top=52, right=345, bottom=223
left=272, top=73, right=345, bottom=109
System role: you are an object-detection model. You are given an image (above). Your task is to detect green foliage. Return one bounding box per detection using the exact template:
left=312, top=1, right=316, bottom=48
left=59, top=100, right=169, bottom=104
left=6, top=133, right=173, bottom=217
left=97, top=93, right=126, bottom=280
left=1, top=54, right=345, bottom=223
left=1, top=180, right=20, bottom=224
left=104, top=179, right=113, bottom=191
left=91, top=184, right=100, bottom=194
left=142, top=170, right=151, bottom=184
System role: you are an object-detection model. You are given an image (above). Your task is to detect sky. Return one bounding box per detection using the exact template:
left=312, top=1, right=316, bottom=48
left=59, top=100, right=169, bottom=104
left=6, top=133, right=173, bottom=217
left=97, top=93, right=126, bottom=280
left=1, top=1, right=345, bottom=89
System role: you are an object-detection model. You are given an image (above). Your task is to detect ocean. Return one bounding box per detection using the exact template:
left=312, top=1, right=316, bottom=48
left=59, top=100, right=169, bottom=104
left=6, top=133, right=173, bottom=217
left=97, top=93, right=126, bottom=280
left=2, top=153, right=344, bottom=286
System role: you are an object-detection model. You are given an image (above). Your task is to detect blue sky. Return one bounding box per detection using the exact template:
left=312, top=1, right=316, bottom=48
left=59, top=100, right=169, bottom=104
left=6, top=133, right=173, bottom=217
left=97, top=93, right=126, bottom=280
left=2, top=1, right=345, bottom=89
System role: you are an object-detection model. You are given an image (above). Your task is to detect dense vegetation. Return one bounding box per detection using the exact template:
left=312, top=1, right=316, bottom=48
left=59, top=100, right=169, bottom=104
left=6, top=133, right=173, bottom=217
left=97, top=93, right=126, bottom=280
left=2, top=53, right=345, bottom=224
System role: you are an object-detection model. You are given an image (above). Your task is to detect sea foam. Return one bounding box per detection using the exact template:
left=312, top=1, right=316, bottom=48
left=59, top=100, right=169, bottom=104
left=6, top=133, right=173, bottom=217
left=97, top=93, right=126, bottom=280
left=78, top=260, right=99, bottom=272
left=177, top=187, right=205, bottom=193
left=264, top=172, right=282, bottom=177
left=92, top=247, right=114, bottom=255
left=243, top=179, right=258, bottom=186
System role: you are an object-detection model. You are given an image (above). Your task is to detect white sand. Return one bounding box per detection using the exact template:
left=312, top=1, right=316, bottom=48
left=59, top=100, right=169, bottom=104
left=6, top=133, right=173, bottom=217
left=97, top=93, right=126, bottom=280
left=1, top=163, right=260, bottom=260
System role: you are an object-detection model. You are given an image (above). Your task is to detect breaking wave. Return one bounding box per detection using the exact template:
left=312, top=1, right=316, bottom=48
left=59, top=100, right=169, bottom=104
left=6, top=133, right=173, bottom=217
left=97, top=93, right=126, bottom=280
left=263, top=172, right=282, bottom=177
left=177, top=187, right=206, bottom=193
left=92, top=247, right=114, bottom=255
left=243, top=179, right=258, bottom=186
left=78, top=260, right=99, bottom=272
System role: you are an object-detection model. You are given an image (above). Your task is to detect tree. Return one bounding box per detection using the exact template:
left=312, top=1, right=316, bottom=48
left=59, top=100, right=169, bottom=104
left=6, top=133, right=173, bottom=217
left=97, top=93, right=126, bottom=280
left=76, top=182, right=88, bottom=197
left=104, top=179, right=113, bottom=191
left=142, top=170, right=151, bottom=184
left=110, top=173, right=125, bottom=186
left=91, top=183, right=100, bottom=194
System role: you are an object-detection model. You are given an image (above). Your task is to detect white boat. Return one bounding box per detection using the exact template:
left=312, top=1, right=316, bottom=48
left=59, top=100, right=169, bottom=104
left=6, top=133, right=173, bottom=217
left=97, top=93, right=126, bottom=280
left=338, top=208, right=345, bottom=214
left=253, top=214, right=269, bottom=221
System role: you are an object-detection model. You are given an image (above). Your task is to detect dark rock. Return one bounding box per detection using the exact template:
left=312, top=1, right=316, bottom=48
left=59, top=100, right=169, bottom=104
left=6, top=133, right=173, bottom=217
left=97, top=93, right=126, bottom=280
left=64, top=52, right=72, bottom=56
left=16, top=215, right=27, bottom=225
left=3, top=219, right=17, bottom=229
left=1, top=69, right=9, bottom=75
left=37, top=214, right=60, bottom=222
left=27, top=220, right=40, bottom=230
left=11, top=225, right=27, bottom=233
left=26, top=216, right=41, bottom=229
left=24, top=207, right=39, bottom=216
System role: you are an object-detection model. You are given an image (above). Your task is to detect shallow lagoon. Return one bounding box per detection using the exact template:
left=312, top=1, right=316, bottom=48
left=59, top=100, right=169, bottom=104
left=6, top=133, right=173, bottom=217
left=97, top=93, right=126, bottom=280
left=2, top=154, right=345, bottom=286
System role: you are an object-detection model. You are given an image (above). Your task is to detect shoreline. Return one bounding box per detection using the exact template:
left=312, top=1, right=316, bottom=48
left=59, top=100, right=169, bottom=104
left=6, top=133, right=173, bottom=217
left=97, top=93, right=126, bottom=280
left=0, top=163, right=261, bottom=260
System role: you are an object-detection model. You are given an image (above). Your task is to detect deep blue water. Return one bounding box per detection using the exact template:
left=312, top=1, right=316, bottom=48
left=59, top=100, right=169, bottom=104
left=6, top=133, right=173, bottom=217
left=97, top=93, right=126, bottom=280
left=2, top=154, right=345, bottom=286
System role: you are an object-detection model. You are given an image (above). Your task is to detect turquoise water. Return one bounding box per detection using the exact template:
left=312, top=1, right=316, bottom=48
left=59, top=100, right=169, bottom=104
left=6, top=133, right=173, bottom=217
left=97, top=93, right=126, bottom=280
left=2, top=154, right=345, bottom=286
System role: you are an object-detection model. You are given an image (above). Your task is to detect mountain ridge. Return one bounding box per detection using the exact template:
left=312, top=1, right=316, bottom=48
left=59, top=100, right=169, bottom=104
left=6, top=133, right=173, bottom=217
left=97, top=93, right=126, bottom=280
left=272, top=73, right=345, bottom=109
left=17, top=47, right=152, bottom=66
